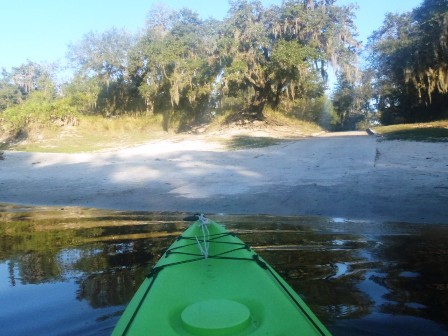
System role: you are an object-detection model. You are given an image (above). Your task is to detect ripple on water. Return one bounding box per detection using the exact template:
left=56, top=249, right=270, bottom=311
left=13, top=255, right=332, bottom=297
left=399, top=271, right=420, bottom=278
left=321, top=304, right=361, bottom=318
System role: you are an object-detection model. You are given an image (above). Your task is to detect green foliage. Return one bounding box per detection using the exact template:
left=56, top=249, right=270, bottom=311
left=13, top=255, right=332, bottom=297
left=2, top=92, right=78, bottom=131
left=9, top=60, right=55, bottom=96
left=332, top=70, right=375, bottom=130
left=279, top=95, right=337, bottom=130
left=368, top=0, right=448, bottom=124
left=129, top=7, right=220, bottom=129
left=62, top=76, right=101, bottom=114
left=0, top=61, right=56, bottom=112
left=67, top=28, right=134, bottom=82
left=217, top=0, right=359, bottom=119
left=3, top=0, right=361, bottom=135
left=66, top=28, right=145, bottom=117
left=0, top=60, right=65, bottom=138
left=0, top=78, right=23, bottom=111
left=270, top=41, right=319, bottom=70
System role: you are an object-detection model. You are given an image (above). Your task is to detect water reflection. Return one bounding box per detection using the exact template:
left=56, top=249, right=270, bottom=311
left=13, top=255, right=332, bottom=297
left=0, top=204, right=447, bottom=335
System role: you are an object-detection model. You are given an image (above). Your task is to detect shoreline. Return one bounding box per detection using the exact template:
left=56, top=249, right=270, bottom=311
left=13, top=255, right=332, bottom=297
left=1, top=132, right=447, bottom=224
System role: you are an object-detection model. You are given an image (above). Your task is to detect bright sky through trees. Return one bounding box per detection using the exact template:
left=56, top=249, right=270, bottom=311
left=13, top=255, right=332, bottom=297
left=0, top=0, right=422, bottom=71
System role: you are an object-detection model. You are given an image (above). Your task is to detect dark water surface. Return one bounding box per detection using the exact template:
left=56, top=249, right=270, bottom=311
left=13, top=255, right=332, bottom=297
left=0, top=204, right=447, bottom=335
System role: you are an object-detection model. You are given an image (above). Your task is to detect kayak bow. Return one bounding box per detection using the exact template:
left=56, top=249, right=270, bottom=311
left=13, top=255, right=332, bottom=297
left=112, top=216, right=331, bottom=335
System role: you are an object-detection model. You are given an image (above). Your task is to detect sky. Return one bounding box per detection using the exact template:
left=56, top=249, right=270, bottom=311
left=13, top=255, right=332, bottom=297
left=0, top=0, right=423, bottom=72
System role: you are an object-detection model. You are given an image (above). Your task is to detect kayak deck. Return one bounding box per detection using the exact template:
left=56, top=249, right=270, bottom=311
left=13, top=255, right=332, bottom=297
left=113, top=219, right=331, bottom=335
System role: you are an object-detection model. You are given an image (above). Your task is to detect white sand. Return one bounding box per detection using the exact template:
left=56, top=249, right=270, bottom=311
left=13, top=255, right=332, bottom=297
left=1, top=132, right=447, bottom=223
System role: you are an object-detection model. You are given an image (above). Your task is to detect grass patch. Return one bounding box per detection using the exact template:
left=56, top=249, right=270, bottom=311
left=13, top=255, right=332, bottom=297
left=226, top=136, right=285, bottom=150
left=207, top=109, right=322, bottom=136
left=2, top=115, right=169, bottom=153
left=1, top=109, right=323, bottom=153
left=210, top=109, right=322, bottom=150
left=263, top=108, right=323, bottom=134
left=374, top=120, right=448, bottom=142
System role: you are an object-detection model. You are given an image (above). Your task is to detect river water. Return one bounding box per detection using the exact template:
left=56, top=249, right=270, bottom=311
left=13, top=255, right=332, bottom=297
left=0, top=204, right=447, bottom=335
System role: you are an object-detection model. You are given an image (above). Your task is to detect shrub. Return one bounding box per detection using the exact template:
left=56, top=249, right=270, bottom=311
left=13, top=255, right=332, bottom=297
left=2, top=93, right=79, bottom=132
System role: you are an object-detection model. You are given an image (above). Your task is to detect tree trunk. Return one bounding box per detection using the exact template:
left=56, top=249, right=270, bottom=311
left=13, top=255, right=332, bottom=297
left=245, top=82, right=272, bottom=120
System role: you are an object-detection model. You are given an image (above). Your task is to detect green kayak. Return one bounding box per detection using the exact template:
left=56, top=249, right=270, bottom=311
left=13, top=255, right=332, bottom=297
left=112, top=216, right=331, bottom=335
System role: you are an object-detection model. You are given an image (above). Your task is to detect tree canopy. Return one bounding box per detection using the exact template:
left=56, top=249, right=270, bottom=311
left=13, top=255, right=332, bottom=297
left=1, top=0, right=363, bottom=132
left=368, top=0, right=448, bottom=124
left=1, top=0, right=447, bottom=134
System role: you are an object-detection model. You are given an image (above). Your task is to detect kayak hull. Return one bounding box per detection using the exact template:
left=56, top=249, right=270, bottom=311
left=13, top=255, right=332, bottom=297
left=113, top=219, right=331, bottom=335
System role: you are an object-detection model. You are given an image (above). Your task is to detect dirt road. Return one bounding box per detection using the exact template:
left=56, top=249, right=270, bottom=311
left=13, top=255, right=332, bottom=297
left=1, top=132, right=447, bottom=223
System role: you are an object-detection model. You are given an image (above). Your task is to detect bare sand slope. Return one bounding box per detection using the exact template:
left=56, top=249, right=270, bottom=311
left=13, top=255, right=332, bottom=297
left=1, top=132, right=447, bottom=223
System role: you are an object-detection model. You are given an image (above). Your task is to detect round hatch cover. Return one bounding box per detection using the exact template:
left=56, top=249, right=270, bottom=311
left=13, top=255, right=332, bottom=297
left=181, top=299, right=251, bottom=335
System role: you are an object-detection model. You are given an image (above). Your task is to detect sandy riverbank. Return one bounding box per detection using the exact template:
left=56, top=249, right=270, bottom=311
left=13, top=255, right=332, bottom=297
left=1, top=132, right=447, bottom=223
